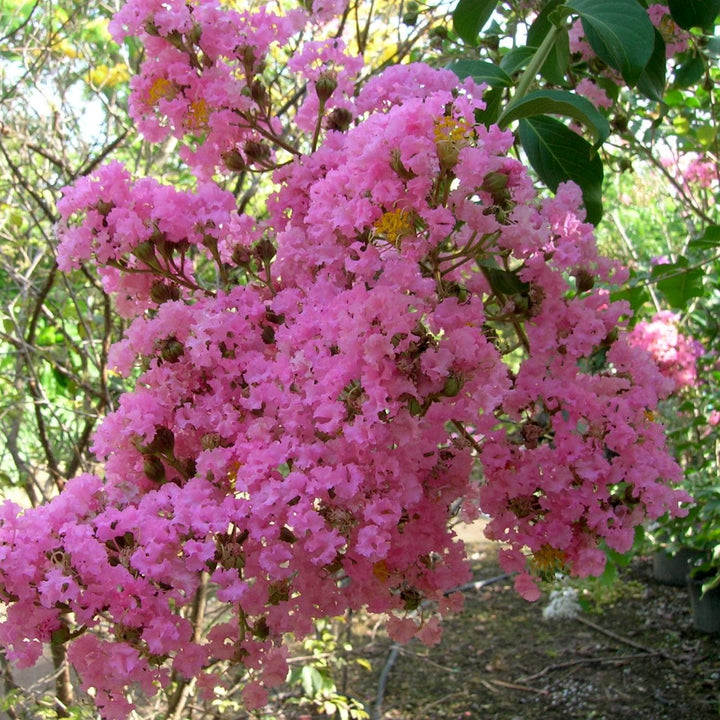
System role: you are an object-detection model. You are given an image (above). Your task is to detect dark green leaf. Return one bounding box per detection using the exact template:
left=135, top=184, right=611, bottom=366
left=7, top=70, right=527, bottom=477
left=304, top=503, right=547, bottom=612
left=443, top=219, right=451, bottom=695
left=452, top=0, right=499, bottom=45
left=688, top=225, right=720, bottom=251
left=500, top=89, right=610, bottom=148
left=484, top=267, right=530, bottom=296
left=475, top=86, right=504, bottom=126
left=673, top=54, right=706, bottom=88
left=500, top=46, right=536, bottom=75
left=668, top=0, right=720, bottom=30
left=566, top=0, right=655, bottom=86
left=447, top=60, right=512, bottom=88
left=651, top=258, right=705, bottom=309
left=519, top=115, right=604, bottom=224
left=636, top=29, right=667, bottom=102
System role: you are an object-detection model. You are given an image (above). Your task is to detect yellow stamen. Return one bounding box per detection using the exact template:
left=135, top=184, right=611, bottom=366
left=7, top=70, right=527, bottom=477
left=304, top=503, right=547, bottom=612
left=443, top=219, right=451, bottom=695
left=373, top=208, right=415, bottom=246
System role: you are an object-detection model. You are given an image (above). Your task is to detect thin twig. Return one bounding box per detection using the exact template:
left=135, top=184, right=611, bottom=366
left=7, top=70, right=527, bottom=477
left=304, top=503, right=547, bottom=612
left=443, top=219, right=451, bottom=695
left=575, top=616, right=674, bottom=660
left=517, top=651, right=662, bottom=683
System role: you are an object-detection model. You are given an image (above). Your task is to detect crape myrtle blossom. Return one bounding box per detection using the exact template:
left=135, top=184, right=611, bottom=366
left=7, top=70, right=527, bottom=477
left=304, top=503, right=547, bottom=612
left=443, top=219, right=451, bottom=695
left=0, top=1, right=688, bottom=718
left=628, top=310, right=703, bottom=390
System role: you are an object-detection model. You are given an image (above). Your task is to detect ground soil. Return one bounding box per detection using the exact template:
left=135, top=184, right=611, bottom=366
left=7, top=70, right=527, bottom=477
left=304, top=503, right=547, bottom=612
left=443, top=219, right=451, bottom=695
left=272, top=522, right=720, bottom=720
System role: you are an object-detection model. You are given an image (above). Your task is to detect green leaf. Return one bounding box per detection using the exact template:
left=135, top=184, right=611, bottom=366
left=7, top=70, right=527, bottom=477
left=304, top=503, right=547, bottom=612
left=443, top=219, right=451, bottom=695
left=610, top=284, right=651, bottom=315
left=519, top=115, right=604, bottom=224
left=452, top=0, right=499, bottom=45
left=651, top=258, right=704, bottom=309
left=566, top=0, right=655, bottom=86
left=668, top=0, right=720, bottom=30
left=688, top=225, right=720, bottom=251
left=636, top=29, right=667, bottom=102
left=500, top=46, right=536, bottom=75
left=673, top=54, right=705, bottom=88
left=447, top=59, right=512, bottom=88
left=527, top=0, right=570, bottom=84
left=500, top=89, right=610, bottom=148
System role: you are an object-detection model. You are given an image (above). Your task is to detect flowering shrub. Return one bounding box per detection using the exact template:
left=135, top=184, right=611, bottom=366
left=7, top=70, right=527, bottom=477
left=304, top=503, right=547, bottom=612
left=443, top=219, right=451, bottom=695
left=0, top=0, right=690, bottom=717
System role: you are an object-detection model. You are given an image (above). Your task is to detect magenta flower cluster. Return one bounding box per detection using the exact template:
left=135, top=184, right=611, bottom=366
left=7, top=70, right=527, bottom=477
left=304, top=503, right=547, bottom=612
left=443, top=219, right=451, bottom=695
left=0, top=1, right=688, bottom=717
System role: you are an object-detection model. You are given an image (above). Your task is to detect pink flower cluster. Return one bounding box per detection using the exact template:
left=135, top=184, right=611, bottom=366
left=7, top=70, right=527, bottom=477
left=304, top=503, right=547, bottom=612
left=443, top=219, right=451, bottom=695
left=0, top=1, right=688, bottom=718
left=628, top=310, right=703, bottom=390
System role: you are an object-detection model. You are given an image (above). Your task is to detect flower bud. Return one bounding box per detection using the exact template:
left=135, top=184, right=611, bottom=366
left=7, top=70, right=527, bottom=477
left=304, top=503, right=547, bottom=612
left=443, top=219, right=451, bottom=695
left=315, top=72, right=338, bottom=103
left=250, top=79, right=267, bottom=106
left=239, top=45, right=257, bottom=76
left=481, top=171, right=509, bottom=196
left=143, top=18, right=160, bottom=36
left=402, top=11, right=418, bottom=26
left=133, top=240, right=158, bottom=266
left=442, top=375, right=462, bottom=397
left=96, top=199, right=114, bottom=216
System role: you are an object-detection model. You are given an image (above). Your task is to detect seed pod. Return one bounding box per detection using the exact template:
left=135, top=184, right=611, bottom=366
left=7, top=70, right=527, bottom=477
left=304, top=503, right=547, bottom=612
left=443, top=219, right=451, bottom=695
left=201, top=432, right=225, bottom=450
left=231, top=244, right=252, bottom=267
left=252, top=617, right=270, bottom=640
left=326, top=106, right=353, bottom=132
left=223, top=149, right=247, bottom=172
left=243, top=140, right=271, bottom=164
left=150, top=281, right=181, bottom=304
left=145, top=425, right=175, bottom=455
left=159, top=336, right=185, bottom=363
left=574, top=269, right=595, bottom=293
left=279, top=526, right=297, bottom=543
left=143, top=455, right=166, bottom=483
left=261, top=325, right=275, bottom=344
left=255, top=237, right=276, bottom=263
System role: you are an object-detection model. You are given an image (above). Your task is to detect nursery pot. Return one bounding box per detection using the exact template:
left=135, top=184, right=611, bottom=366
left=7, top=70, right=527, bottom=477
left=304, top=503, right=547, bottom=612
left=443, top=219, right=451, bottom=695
left=687, top=574, right=720, bottom=634
left=652, top=547, right=704, bottom=587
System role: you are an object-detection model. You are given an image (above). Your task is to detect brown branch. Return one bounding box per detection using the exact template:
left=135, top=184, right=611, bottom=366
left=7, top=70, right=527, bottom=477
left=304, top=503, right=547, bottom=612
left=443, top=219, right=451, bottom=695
left=50, top=618, right=74, bottom=717
left=75, top=128, right=132, bottom=179
left=0, top=137, right=58, bottom=224
left=167, top=574, right=209, bottom=719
